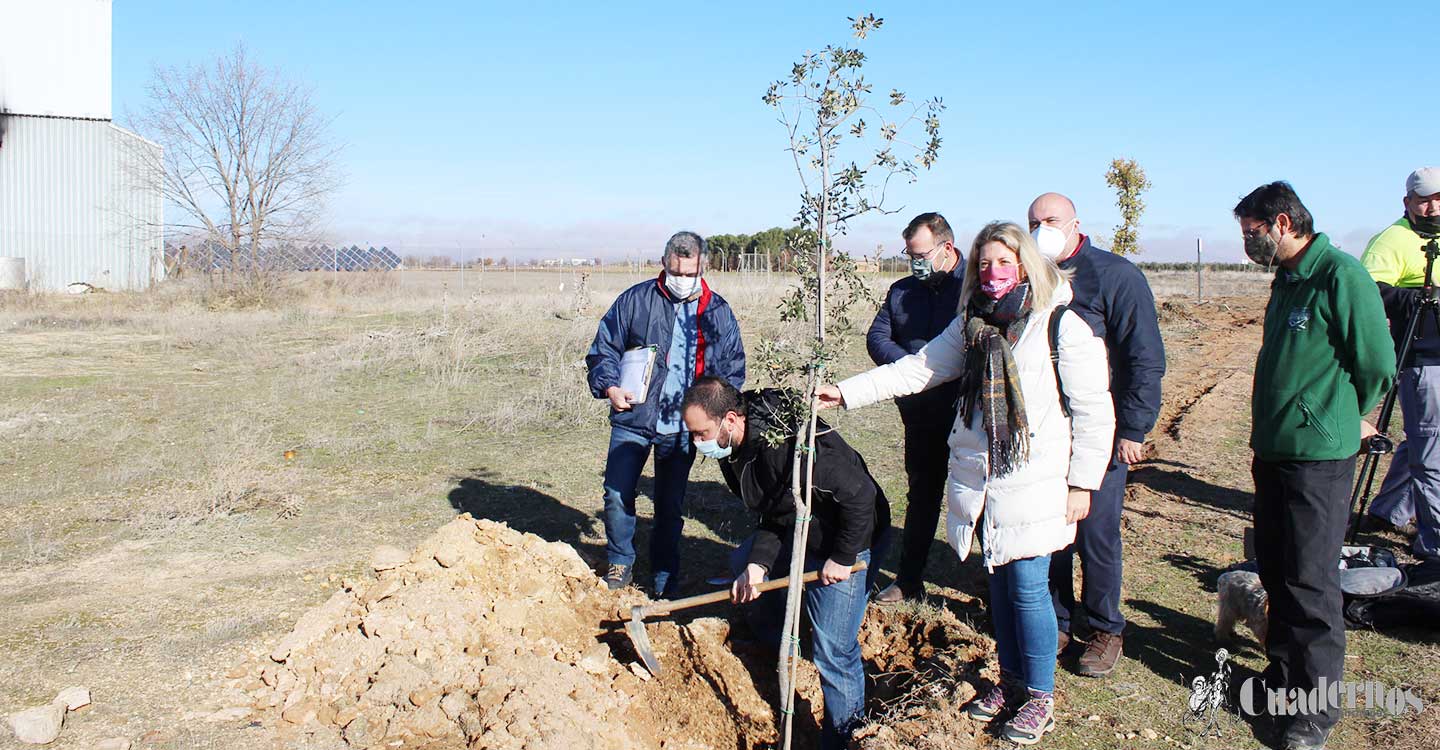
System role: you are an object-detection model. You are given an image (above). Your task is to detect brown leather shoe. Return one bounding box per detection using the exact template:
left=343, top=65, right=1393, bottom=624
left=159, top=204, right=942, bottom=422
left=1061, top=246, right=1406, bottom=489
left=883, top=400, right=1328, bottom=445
left=1057, top=630, right=1071, bottom=657
left=873, top=582, right=918, bottom=604
left=1076, top=631, right=1123, bottom=677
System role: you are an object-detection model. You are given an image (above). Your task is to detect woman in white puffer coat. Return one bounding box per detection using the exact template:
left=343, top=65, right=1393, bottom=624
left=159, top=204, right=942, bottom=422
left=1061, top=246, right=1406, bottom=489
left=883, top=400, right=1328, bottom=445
left=817, top=221, right=1114, bottom=746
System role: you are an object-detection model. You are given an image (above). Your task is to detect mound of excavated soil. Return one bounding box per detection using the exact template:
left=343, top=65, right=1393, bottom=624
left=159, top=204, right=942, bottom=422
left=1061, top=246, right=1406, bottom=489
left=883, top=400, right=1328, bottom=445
left=235, top=515, right=988, bottom=750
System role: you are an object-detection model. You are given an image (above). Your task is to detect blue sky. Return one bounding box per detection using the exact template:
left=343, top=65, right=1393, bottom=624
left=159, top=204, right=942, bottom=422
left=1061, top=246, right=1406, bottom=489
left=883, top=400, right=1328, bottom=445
left=111, top=1, right=1437, bottom=262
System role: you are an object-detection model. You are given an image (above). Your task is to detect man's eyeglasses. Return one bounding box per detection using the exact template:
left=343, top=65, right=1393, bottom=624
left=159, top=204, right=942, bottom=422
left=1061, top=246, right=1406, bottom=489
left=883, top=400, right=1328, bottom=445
left=1241, top=224, right=1272, bottom=240
left=905, top=243, right=948, bottom=261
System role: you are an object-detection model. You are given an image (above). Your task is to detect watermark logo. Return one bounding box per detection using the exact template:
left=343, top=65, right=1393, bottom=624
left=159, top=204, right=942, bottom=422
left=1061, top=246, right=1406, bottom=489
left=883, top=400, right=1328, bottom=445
left=1182, top=648, right=1232, bottom=736
left=1237, top=676, right=1424, bottom=720
left=1182, top=649, right=1425, bottom=736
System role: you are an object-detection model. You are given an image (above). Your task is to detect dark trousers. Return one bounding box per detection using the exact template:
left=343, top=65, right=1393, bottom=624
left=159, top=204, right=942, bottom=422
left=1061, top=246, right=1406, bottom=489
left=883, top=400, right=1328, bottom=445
left=1252, top=456, right=1354, bottom=730
left=893, top=418, right=951, bottom=591
left=1050, top=457, right=1129, bottom=635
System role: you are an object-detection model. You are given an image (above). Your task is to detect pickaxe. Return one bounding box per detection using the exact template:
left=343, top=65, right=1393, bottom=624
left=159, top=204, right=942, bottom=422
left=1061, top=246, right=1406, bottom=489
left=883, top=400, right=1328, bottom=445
left=622, top=560, right=867, bottom=676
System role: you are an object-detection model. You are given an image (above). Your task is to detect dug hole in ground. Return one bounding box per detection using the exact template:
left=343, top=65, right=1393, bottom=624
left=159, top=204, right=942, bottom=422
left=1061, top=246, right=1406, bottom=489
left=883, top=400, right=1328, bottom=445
left=233, top=515, right=991, bottom=750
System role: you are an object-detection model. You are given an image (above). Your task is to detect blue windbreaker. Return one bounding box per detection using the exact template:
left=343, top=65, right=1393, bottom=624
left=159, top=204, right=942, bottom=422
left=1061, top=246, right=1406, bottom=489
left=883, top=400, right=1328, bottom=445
left=585, top=275, right=746, bottom=438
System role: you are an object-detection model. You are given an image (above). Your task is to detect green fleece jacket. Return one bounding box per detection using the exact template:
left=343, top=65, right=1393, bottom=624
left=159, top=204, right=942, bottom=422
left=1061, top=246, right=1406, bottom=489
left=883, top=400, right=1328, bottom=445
left=1251, top=233, right=1395, bottom=462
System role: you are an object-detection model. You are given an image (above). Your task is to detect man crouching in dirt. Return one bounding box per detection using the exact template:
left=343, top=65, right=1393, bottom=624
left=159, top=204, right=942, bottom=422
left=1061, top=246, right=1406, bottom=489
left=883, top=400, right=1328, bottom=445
left=585, top=232, right=746, bottom=598
left=681, top=375, right=889, bottom=750
left=1237, top=182, right=1393, bottom=750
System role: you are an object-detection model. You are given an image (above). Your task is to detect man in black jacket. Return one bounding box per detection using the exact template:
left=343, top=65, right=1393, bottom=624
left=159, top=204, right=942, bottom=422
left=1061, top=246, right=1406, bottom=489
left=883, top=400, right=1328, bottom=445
left=1028, top=192, right=1166, bottom=677
left=682, top=376, right=888, bottom=750
left=867, top=212, right=964, bottom=604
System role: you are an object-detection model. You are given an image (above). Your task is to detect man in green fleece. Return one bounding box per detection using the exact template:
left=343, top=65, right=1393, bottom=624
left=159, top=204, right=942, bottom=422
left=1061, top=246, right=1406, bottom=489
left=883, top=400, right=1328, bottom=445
left=1235, top=181, right=1394, bottom=750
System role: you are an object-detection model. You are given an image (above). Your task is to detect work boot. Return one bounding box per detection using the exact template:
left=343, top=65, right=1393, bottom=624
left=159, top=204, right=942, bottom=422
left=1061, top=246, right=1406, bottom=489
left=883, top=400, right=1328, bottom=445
left=1281, top=719, right=1332, bottom=750
left=873, top=581, right=921, bottom=604
left=1000, top=688, right=1056, bottom=745
left=1057, top=630, right=1071, bottom=658
left=1076, top=631, right=1123, bottom=677
left=1365, top=515, right=1418, bottom=539
left=604, top=563, right=633, bottom=591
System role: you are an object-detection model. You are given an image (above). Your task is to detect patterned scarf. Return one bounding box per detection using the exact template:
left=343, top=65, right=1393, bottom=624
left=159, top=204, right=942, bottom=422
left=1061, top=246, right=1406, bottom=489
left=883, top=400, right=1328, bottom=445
left=957, top=283, right=1033, bottom=478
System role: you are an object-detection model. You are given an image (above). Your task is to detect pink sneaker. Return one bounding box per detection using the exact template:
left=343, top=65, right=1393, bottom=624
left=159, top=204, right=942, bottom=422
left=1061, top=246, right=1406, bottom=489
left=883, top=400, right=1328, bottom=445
left=1001, top=688, right=1056, bottom=745
left=964, top=675, right=1017, bottom=723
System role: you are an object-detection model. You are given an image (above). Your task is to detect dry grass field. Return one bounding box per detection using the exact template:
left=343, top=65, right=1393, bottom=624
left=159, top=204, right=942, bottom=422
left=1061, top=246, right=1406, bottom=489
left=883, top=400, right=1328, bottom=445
left=0, top=267, right=1434, bottom=750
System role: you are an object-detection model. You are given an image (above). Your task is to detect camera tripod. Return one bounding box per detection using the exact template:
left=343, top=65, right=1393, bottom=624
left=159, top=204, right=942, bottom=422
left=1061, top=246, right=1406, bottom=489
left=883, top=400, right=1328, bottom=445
left=1348, top=222, right=1440, bottom=542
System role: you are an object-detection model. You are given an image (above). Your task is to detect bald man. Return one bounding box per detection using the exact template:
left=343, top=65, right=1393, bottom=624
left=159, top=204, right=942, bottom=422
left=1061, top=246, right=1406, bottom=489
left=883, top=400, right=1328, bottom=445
left=1028, top=192, right=1166, bottom=677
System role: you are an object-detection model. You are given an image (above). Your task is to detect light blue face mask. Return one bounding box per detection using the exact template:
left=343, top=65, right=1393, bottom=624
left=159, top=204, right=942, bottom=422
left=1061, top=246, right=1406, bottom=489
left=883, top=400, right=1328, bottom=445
left=695, top=425, right=733, bottom=459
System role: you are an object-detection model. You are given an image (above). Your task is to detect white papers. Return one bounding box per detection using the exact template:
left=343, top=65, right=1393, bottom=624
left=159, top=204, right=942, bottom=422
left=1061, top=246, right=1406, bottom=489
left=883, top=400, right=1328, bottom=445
left=619, top=346, right=657, bottom=404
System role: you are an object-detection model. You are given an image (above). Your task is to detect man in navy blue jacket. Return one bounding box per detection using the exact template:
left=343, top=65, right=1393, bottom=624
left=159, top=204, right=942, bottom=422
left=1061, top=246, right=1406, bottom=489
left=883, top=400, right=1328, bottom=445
left=1028, top=192, right=1166, bottom=677
left=585, top=232, right=746, bottom=597
left=867, top=212, right=964, bottom=603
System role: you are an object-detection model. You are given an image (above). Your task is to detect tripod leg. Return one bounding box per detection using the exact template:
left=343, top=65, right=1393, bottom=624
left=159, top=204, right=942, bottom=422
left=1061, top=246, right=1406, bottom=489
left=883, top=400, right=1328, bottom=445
left=1348, top=295, right=1431, bottom=541
left=1348, top=452, right=1383, bottom=544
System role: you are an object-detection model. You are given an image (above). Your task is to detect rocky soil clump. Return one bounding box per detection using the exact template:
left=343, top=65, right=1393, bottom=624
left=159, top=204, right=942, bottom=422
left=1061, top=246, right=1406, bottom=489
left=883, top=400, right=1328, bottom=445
left=238, top=515, right=990, bottom=750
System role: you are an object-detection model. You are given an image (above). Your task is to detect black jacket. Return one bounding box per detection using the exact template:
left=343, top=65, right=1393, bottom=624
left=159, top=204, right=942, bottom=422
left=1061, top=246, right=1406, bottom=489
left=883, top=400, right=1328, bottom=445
left=1376, top=283, right=1440, bottom=366
left=1058, top=237, right=1167, bottom=444
left=1360, top=217, right=1440, bottom=366
left=865, top=266, right=963, bottom=429
left=718, top=389, right=890, bottom=570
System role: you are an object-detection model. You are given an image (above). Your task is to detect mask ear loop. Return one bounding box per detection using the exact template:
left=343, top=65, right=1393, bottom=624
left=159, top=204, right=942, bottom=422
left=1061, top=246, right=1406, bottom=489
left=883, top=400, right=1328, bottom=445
left=1266, top=222, right=1283, bottom=271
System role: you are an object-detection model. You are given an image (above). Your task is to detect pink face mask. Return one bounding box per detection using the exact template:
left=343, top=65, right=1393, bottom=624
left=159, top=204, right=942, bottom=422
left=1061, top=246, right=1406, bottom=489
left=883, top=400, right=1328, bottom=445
left=978, top=264, right=1021, bottom=299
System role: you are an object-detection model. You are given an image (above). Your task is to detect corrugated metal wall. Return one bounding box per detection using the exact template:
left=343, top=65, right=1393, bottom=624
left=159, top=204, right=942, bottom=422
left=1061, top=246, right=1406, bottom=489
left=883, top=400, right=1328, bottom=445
left=0, top=114, right=164, bottom=291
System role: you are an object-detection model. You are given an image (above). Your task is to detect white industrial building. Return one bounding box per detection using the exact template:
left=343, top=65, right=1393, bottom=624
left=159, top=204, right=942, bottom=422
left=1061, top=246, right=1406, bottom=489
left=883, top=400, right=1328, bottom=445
left=0, top=0, right=164, bottom=292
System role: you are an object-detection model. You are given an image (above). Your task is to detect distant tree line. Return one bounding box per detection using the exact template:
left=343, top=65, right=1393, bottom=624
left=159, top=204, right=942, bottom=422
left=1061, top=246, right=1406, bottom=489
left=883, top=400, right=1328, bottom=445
left=705, top=226, right=910, bottom=272
left=400, top=255, right=518, bottom=269
left=1135, top=261, right=1270, bottom=273
left=697, top=232, right=1266, bottom=276
left=704, top=227, right=815, bottom=271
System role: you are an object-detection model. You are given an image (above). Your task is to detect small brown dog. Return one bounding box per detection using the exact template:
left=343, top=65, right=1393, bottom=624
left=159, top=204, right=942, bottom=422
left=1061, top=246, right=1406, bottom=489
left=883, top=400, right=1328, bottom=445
left=1215, top=570, right=1268, bottom=646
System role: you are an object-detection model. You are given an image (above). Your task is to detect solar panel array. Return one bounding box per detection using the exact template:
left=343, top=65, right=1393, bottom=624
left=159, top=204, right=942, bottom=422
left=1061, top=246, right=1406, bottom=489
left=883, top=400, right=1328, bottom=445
left=165, top=243, right=403, bottom=272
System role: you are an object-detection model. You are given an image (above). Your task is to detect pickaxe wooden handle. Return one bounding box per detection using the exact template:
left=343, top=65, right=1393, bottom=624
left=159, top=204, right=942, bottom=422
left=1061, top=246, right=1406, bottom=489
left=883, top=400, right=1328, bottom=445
left=637, top=559, right=868, bottom=618
left=622, top=560, right=868, bottom=677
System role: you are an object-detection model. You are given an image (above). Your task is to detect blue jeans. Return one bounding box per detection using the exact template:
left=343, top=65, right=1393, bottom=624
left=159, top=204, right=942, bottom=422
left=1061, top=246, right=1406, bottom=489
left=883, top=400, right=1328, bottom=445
left=989, top=553, right=1057, bottom=693
left=601, top=426, right=695, bottom=594
left=730, top=534, right=887, bottom=750
left=807, top=547, right=872, bottom=750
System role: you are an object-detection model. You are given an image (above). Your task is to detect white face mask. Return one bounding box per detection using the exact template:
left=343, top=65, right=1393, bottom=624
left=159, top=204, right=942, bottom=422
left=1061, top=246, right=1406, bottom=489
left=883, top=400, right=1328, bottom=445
left=665, top=273, right=700, bottom=299
left=1031, top=222, right=1072, bottom=260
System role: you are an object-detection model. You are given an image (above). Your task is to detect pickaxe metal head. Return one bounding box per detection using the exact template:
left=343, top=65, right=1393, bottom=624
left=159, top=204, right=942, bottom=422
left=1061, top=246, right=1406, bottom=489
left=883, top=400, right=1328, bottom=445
left=624, top=604, right=663, bottom=676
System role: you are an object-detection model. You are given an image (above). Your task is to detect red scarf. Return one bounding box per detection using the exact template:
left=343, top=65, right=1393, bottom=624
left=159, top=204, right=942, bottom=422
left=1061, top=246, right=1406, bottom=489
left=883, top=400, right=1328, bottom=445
left=656, top=273, right=713, bottom=380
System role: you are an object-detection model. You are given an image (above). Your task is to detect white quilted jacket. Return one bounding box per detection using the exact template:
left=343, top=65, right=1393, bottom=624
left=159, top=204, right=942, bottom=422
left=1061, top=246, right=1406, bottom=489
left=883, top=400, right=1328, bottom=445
left=838, top=282, right=1115, bottom=570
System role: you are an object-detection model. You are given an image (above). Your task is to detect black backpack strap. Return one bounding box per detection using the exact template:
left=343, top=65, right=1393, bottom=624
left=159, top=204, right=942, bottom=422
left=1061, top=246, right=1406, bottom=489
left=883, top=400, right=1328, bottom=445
left=1049, top=304, right=1071, bottom=418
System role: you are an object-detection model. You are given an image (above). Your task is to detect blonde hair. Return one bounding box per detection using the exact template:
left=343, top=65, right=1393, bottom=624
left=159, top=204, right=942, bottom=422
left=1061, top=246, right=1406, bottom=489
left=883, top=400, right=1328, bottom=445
left=959, top=221, right=1069, bottom=312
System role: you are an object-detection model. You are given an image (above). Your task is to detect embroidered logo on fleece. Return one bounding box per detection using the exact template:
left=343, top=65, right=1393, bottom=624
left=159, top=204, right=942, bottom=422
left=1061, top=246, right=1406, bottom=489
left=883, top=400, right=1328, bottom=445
left=1287, top=307, right=1311, bottom=331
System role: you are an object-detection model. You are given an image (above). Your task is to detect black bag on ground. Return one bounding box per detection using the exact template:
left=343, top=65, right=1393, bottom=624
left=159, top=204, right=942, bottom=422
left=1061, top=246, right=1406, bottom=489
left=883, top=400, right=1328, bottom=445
left=1339, top=545, right=1440, bottom=630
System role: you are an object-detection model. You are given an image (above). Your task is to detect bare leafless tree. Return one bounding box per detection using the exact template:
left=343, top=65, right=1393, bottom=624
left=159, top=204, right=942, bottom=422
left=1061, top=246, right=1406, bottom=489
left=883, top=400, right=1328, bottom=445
left=133, top=45, right=341, bottom=277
